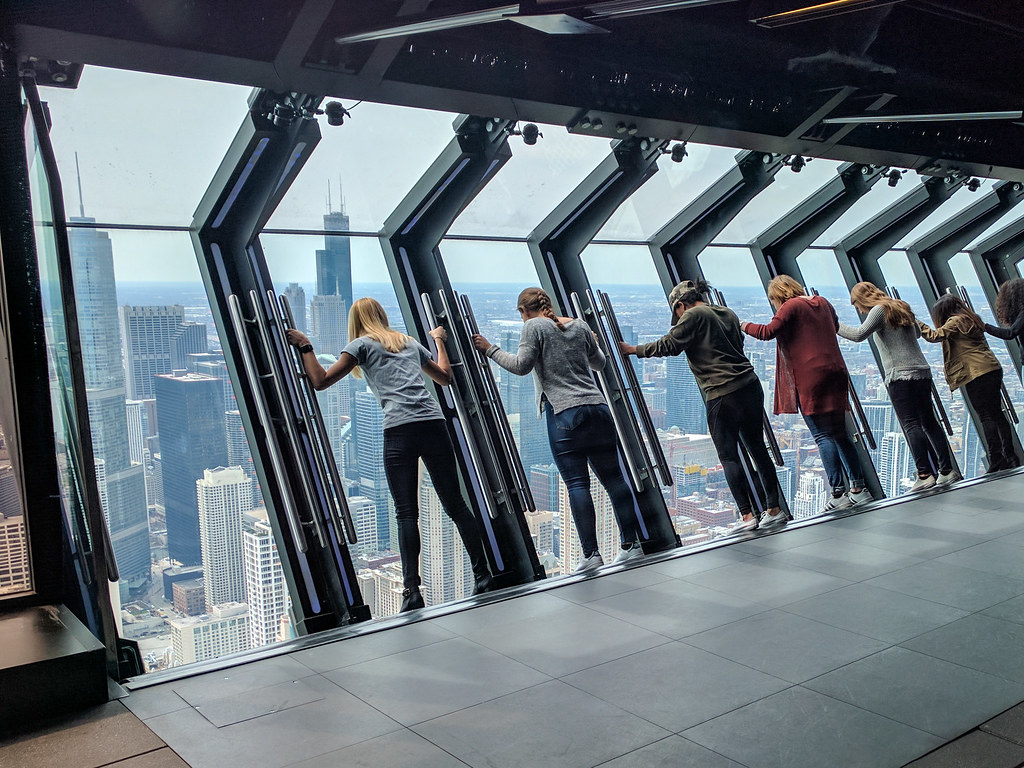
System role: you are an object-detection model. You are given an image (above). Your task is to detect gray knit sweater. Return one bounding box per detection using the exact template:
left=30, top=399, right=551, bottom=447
left=837, top=305, right=931, bottom=384
left=485, top=317, right=607, bottom=415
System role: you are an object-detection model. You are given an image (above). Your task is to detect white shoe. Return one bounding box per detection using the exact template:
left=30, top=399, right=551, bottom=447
left=613, top=544, right=644, bottom=564
left=911, top=475, right=936, bottom=492
left=760, top=509, right=789, bottom=528
left=574, top=553, right=604, bottom=573
left=821, top=493, right=853, bottom=513
left=847, top=489, right=873, bottom=506
left=732, top=517, right=758, bottom=533
left=936, top=469, right=962, bottom=486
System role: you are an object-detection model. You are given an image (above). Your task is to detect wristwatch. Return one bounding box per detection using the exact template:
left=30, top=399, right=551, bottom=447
left=298, top=343, right=314, bottom=354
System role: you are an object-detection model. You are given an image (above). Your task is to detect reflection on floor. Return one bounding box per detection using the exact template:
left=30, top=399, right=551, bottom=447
left=9, top=474, right=1024, bottom=767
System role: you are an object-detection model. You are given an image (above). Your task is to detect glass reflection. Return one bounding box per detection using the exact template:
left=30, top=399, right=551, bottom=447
left=896, top=180, right=997, bottom=248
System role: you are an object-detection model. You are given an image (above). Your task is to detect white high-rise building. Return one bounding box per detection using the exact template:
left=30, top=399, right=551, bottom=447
left=793, top=472, right=828, bottom=519
left=125, top=400, right=146, bottom=465
left=197, top=466, right=252, bottom=609
left=0, top=512, right=30, bottom=595
left=558, top=469, right=618, bottom=573
left=347, top=495, right=378, bottom=555
left=419, top=472, right=472, bottom=606
left=309, top=295, right=348, bottom=357
left=880, top=431, right=914, bottom=497
left=243, top=518, right=287, bottom=648
left=170, top=602, right=250, bottom=665
left=120, top=304, right=186, bottom=400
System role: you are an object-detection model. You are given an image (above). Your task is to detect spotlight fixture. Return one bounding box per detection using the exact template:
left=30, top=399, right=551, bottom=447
left=323, top=101, right=351, bottom=127
left=509, top=123, right=543, bottom=145
left=270, top=103, right=296, bottom=128
left=885, top=168, right=905, bottom=187
left=784, top=155, right=807, bottom=173
left=670, top=142, right=688, bottom=163
left=965, top=178, right=982, bottom=192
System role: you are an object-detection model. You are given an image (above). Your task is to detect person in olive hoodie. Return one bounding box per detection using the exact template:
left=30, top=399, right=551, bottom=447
left=620, top=280, right=784, bottom=530
left=921, top=292, right=1019, bottom=473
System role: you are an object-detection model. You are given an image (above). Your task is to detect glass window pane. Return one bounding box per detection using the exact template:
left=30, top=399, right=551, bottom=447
left=596, top=144, right=742, bottom=241
left=896, top=180, right=998, bottom=248
left=450, top=125, right=610, bottom=238
left=716, top=160, right=843, bottom=244
left=812, top=177, right=910, bottom=247
left=42, top=67, right=250, bottom=227
left=267, top=102, right=459, bottom=233
left=965, top=208, right=1024, bottom=251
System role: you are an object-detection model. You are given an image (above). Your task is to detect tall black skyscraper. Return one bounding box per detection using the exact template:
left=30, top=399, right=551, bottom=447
left=316, top=204, right=353, bottom=308
left=155, top=373, right=228, bottom=565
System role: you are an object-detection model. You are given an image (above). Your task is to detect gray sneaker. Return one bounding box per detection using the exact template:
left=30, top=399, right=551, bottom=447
left=936, top=469, right=963, bottom=486
left=911, top=475, right=936, bottom=492
left=847, top=489, right=873, bottom=506
left=613, top=544, right=644, bottom=564
left=760, top=509, right=789, bottom=528
left=574, top=553, right=604, bottom=573
left=821, top=493, right=853, bottom=513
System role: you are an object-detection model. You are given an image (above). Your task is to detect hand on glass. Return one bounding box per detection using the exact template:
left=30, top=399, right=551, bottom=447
left=286, top=329, right=311, bottom=347
left=471, top=334, right=491, bottom=353
left=428, top=326, right=447, bottom=343
left=618, top=340, right=637, bottom=356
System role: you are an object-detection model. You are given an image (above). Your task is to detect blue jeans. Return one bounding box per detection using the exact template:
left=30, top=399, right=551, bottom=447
left=544, top=401, right=639, bottom=556
left=803, top=410, right=864, bottom=495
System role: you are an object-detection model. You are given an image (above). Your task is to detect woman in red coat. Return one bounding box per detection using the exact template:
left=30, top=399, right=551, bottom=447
left=742, top=275, right=870, bottom=512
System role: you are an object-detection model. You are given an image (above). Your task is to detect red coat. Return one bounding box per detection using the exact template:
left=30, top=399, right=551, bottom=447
left=745, top=295, right=850, bottom=415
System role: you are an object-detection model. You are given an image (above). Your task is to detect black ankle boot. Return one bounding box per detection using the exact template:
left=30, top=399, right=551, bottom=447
left=472, top=573, right=494, bottom=596
left=400, top=587, right=424, bottom=612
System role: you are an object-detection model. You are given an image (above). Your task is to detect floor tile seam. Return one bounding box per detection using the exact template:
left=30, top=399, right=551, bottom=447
left=99, top=745, right=180, bottom=767
left=278, top=726, right=475, bottom=768
left=450, top=630, right=595, bottom=679
left=588, top=733, right=756, bottom=768
left=549, top=582, right=659, bottom=608
left=894, top=631, right=1024, bottom=686
left=671, top=563, right=855, bottom=606
left=914, top=556, right=1024, bottom=590
left=288, top=671, right=413, bottom=735
left=402, top=677, right=561, bottom=730
left=670, top=635, right=800, bottom=685
left=285, top=634, right=456, bottom=676
left=863, top=565, right=1024, bottom=610
left=770, top=603, right=920, bottom=644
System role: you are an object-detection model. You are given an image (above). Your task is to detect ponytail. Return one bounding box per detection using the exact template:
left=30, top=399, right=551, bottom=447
left=517, top=287, right=566, bottom=331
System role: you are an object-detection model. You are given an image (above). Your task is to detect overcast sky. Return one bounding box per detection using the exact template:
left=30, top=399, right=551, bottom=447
left=37, top=66, right=1014, bottom=289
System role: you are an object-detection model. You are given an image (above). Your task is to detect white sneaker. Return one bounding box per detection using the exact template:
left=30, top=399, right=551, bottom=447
left=821, top=493, right=853, bottom=513
left=613, top=544, right=644, bottom=564
left=574, top=553, right=604, bottom=573
left=732, top=517, right=758, bottom=533
left=760, top=509, right=788, bottom=528
left=847, top=489, right=873, bottom=506
left=936, top=469, right=963, bottom=486
left=911, top=475, right=936, bottom=492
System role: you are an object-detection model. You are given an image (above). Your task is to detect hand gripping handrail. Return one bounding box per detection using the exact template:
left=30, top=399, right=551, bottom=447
left=228, top=293, right=308, bottom=552
left=569, top=291, right=644, bottom=491
left=249, top=290, right=327, bottom=546
left=458, top=293, right=536, bottom=512
left=847, top=378, right=877, bottom=451
left=421, top=291, right=502, bottom=519
left=595, top=289, right=673, bottom=487
left=275, top=294, right=358, bottom=544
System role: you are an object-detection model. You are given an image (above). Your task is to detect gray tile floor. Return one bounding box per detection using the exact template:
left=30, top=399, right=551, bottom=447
left=10, top=474, right=1024, bottom=767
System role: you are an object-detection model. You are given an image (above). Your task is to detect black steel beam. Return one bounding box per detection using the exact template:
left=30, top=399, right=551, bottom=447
left=379, top=115, right=544, bottom=587
left=527, top=136, right=680, bottom=555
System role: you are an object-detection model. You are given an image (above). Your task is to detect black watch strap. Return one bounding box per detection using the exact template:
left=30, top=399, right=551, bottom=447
left=298, top=343, right=314, bottom=354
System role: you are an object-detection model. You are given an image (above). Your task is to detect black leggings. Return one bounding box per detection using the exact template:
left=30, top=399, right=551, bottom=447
left=887, top=378, right=953, bottom=476
left=383, top=419, right=489, bottom=589
left=706, top=378, right=781, bottom=515
left=963, top=369, right=1018, bottom=472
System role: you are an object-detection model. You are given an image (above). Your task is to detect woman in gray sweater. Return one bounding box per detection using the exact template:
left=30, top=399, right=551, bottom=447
left=839, top=282, right=958, bottom=490
left=471, top=287, right=642, bottom=572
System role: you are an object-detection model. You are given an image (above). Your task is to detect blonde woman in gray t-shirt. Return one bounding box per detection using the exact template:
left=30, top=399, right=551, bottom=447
left=472, top=287, right=642, bottom=572
left=287, top=297, right=492, bottom=613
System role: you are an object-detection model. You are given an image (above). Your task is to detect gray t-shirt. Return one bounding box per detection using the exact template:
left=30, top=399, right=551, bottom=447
left=486, top=317, right=607, bottom=415
left=343, top=336, right=444, bottom=429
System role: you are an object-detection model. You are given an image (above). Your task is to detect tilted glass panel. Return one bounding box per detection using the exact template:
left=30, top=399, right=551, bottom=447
left=266, top=102, right=459, bottom=233
left=896, top=180, right=998, bottom=247
left=60, top=224, right=272, bottom=672
left=450, top=124, right=610, bottom=238
left=716, top=159, right=843, bottom=244
left=41, top=68, right=250, bottom=227
left=595, top=144, right=742, bottom=241
left=965, top=207, right=1024, bottom=251
left=438, top=239, right=559, bottom=574
left=262, top=232, right=485, bottom=615
left=812, top=176, right=911, bottom=247
left=877, top=250, right=980, bottom=480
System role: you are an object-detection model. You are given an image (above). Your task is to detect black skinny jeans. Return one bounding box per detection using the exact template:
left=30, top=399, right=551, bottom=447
left=383, top=418, right=489, bottom=590
left=706, top=378, right=781, bottom=516
left=886, top=377, right=953, bottom=476
left=963, top=369, right=1018, bottom=472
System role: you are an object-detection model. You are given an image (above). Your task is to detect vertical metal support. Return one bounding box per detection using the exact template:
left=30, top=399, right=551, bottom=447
left=905, top=180, right=1024, bottom=470
left=380, top=115, right=544, bottom=587
left=527, top=136, right=680, bottom=554
left=748, top=162, right=886, bottom=500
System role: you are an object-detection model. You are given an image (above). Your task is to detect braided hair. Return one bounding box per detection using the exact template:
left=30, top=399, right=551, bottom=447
left=517, top=287, right=566, bottom=331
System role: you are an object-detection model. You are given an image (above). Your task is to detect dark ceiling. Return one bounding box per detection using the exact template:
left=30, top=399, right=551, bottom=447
left=6, top=0, right=1024, bottom=179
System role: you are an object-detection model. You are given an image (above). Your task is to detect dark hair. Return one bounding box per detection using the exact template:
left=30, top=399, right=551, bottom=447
left=930, top=293, right=984, bottom=332
left=676, top=280, right=712, bottom=307
left=517, top=287, right=566, bottom=331
left=995, top=277, right=1024, bottom=326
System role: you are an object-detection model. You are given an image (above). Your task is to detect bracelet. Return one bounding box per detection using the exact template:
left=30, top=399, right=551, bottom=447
left=298, top=343, right=314, bottom=354
left=486, top=345, right=499, bottom=358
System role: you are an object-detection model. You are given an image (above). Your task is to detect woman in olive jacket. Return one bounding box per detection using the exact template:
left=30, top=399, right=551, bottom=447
left=920, top=293, right=1018, bottom=473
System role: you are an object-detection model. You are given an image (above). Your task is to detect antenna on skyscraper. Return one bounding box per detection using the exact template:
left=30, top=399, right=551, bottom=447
left=75, top=151, right=85, bottom=217
left=339, top=177, right=346, bottom=214
left=326, top=179, right=332, bottom=213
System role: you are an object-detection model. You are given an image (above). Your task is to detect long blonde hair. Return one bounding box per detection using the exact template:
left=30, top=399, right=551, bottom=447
left=849, top=281, right=915, bottom=327
left=347, top=297, right=408, bottom=379
left=767, top=274, right=806, bottom=308
left=517, top=287, right=566, bottom=331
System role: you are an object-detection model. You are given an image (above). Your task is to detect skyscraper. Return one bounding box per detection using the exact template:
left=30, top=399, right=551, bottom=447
left=316, top=204, right=353, bottom=308
left=283, top=282, right=307, bottom=333
left=197, top=466, right=252, bottom=608
left=120, top=305, right=186, bottom=400
left=69, top=219, right=150, bottom=590
left=155, top=373, right=229, bottom=565
left=497, top=329, right=553, bottom=471
left=419, top=473, right=472, bottom=606
left=243, top=518, right=287, bottom=648
left=355, top=390, right=390, bottom=550
left=880, top=431, right=914, bottom=497
left=170, top=322, right=208, bottom=370
left=225, top=410, right=261, bottom=506
left=665, top=355, right=707, bottom=434
left=347, top=495, right=378, bottom=555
